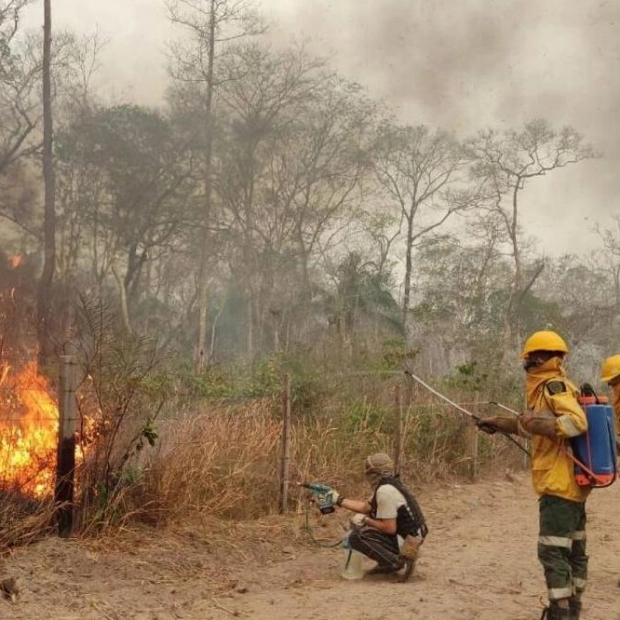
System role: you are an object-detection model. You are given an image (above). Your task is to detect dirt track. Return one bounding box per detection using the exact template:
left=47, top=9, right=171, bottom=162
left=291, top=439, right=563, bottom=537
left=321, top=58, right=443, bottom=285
left=2, top=472, right=620, bottom=619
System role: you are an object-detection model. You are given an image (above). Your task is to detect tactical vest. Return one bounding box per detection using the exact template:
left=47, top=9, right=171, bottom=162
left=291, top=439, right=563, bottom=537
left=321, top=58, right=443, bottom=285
left=370, top=476, right=429, bottom=539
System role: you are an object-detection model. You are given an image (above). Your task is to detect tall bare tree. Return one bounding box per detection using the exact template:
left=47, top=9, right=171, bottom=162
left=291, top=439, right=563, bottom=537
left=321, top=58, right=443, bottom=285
left=166, top=0, right=264, bottom=371
left=0, top=0, right=40, bottom=177
left=595, top=215, right=620, bottom=308
left=228, top=72, right=376, bottom=349
left=216, top=43, right=327, bottom=356
left=54, top=32, right=105, bottom=281
left=468, top=119, right=597, bottom=362
left=372, top=123, right=472, bottom=337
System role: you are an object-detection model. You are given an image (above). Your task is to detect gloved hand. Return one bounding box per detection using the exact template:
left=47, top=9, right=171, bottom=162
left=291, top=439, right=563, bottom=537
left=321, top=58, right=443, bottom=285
left=327, top=488, right=341, bottom=507
left=350, top=513, right=367, bottom=529
left=477, top=416, right=520, bottom=435
left=476, top=417, right=499, bottom=435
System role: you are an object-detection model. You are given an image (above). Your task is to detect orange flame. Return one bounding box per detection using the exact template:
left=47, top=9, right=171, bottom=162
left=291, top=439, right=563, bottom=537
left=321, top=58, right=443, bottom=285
left=0, top=361, right=59, bottom=497
left=7, top=255, right=23, bottom=268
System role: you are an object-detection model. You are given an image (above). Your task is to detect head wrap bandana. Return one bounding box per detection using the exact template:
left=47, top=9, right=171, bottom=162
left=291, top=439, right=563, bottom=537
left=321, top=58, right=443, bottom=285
left=524, top=356, right=566, bottom=408
left=365, top=452, right=395, bottom=485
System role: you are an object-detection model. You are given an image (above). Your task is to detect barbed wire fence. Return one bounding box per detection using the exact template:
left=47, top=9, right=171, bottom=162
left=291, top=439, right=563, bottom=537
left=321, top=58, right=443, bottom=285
left=276, top=369, right=528, bottom=512
left=0, top=356, right=529, bottom=537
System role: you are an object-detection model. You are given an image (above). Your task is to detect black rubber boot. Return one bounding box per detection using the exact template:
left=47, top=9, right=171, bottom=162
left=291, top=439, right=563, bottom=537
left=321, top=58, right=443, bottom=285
left=568, top=597, right=582, bottom=620
left=540, top=602, right=570, bottom=619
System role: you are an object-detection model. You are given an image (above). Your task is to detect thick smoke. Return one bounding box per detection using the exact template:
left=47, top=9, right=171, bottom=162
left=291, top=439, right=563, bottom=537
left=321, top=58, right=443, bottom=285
left=23, top=0, right=620, bottom=249
left=267, top=0, right=620, bottom=247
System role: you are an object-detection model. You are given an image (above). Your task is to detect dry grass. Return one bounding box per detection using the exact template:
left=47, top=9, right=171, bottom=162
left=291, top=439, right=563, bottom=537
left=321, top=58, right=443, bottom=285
left=145, top=399, right=283, bottom=521
left=143, top=399, right=394, bottom=522
left=0, top=491, right=55, bottom=552
left=137, top=386, right=526, bottom=525
left=0, top=375, right=526, bottom=549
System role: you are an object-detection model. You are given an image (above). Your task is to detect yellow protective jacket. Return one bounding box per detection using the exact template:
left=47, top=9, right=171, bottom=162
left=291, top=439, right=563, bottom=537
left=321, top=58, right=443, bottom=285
left=519, top=358, right=590, bottom=503
left=612, top=383, right=620, bottom=453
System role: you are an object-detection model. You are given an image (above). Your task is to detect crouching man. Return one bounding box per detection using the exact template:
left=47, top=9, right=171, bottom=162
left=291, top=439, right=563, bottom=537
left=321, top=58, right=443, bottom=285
left=328, top=452, right=428, bottom=581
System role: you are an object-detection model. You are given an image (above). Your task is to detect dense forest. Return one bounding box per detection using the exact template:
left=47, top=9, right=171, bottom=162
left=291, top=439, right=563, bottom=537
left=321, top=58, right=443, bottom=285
left=2, top=0, right=619, bottom=386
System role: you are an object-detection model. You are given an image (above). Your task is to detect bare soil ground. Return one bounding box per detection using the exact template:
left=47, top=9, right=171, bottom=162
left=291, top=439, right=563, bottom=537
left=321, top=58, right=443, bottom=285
left=2, top=472, right=620, bottom=620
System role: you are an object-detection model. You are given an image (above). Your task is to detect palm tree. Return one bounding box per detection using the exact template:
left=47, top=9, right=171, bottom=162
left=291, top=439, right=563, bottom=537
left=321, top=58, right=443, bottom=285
left=322, top=251, right=403, bottom=354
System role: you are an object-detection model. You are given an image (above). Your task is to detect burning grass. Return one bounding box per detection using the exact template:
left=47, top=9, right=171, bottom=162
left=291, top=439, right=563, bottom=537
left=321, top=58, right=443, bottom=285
left=0, top=361, right=59, bottom=498
left=0, top=361, right=60, bottom=551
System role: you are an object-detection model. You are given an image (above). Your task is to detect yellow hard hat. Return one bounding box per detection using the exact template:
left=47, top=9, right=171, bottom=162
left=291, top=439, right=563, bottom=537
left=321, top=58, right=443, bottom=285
left=521, top=330, right=569, bottom=358
left=600, top=355, right=620, bottom=383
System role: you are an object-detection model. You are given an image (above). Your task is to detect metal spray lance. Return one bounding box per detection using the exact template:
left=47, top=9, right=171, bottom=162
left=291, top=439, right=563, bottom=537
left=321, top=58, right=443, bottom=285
left=403, top=369, right=530, bottom=457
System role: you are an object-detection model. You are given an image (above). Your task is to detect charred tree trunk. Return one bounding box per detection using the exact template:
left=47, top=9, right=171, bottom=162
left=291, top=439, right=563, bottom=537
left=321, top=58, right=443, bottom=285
left=37, top=0, right=56, bottom=370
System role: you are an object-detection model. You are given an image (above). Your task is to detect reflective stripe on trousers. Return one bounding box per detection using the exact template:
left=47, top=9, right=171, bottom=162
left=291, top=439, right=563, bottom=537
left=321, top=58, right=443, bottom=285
left=538, top=495, right=588, bottom=601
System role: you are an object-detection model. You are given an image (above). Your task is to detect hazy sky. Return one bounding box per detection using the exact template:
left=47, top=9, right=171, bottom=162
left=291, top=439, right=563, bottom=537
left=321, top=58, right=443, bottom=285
left=22, top=0, right=620, bottom=256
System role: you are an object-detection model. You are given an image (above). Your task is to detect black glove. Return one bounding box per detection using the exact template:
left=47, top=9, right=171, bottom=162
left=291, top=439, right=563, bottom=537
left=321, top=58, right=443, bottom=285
left=475, top=418, right=498, bottom=435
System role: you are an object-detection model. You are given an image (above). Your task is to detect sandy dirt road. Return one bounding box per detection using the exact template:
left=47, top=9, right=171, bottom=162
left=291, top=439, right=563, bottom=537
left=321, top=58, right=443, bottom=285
left=2, top=472, right=620, bottom=620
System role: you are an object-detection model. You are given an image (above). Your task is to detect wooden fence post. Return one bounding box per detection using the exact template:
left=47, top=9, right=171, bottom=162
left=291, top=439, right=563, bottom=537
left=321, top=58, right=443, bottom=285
left=393, top=382, right=403, bottom=474
left=469, top=421, right=479, bottom=481
left=466, top=393, right=480, bottom=480
left=279, top=373, right=292, bottom=514
left=55, top=355, right=77, bottom=537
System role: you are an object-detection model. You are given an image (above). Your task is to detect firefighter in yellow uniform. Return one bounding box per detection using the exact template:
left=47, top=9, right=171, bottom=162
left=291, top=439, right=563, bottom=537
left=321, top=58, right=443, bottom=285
left=600, top=354, right=620, bottom=448
left=477, top=331, right=588, bottom=620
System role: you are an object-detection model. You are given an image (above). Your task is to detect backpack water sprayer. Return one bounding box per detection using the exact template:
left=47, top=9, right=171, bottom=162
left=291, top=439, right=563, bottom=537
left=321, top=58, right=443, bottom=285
left=491, top=384, right=618, bottom=488
left=571, top=388, right=617, bottom=487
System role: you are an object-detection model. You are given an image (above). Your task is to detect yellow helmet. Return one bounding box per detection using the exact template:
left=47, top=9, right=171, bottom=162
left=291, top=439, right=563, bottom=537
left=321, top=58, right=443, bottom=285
left=600, top=355, right=620, bottom=384
left=521, top=330, right=569, bottom=358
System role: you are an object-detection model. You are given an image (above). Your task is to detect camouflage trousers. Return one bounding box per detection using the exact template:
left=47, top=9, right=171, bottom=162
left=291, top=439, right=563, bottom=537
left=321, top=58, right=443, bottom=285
left=538, top=495, right=587, bottom=602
